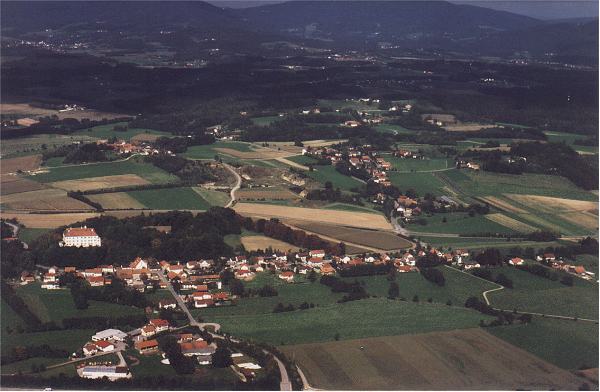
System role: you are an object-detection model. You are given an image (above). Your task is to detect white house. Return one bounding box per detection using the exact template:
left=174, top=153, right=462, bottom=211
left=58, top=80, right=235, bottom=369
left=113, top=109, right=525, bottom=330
left=92, top=329, right=127, bottom=342
left=61, top=227, right=101, bottom=247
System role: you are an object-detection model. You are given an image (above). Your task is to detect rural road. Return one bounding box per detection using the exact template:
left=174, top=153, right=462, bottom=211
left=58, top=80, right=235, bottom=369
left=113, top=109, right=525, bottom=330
left=222, top=162, right=241, bottom=208
left=157, top=269, right=292, bottom=390
left=4, top=221, right=28, bottom=248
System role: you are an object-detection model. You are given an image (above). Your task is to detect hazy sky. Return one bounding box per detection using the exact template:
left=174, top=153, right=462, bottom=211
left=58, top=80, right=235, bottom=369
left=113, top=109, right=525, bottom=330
left=208, top=0, right=599, bottom=19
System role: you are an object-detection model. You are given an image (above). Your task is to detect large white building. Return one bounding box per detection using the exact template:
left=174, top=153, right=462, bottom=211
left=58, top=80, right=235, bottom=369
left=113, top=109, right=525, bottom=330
left=61, top=226, right=101, bottom=247
left=92, top=328, right=127, bottom=342
left=79, top=366, right=130, bottom=380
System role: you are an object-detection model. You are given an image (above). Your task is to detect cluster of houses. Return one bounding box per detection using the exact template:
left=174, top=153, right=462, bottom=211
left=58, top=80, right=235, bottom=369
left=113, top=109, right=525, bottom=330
left=537, top=253, right=595, bottom=281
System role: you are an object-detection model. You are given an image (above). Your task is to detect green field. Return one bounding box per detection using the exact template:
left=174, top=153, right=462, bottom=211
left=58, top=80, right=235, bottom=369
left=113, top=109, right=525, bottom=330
left=72, top=122, right=169, bottom=141
left=16, top=284, right=144, bottom=325
left=486, top=266, right=598, bottom=320
left=440, top=170, right=597, bottom=201
left=384, top=155, right=451, bottom=172
left=287, top=155, right=319, bottom=166
left=211, top=298, right=493, bottom=345
left=374, top=124, right=416, bottom=135
left=489, top=318, right=598, bottom=370
left=408, top=212, right=518, bottom=235
left=127, top=187, right=211, bottom=210
left=307, top=165, right=364, bottom=191
left=250, top=116, right=281, bottom=126
left=1, top=134, right=98, bottom=158
left=1, top=298, right=26, bottom=332
left=543, top=131, right=598, bottom=154
left=28, top=157, right=178, bottom=184
left=388, top=172, right=446, bottom=196
left=416, top=236, right=564, bottom=250
left=192, top=187, right=230, bottom=207
left=1, top=328, right=94, bottom=353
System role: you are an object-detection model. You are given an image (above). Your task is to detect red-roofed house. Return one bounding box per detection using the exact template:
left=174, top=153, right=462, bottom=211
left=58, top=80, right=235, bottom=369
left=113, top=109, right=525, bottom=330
left=508, top=257, right=524, bottom=266
left=62, top=226, right=101, bottom=247
left=278, top=271, right=294, bottom=282
left=149, top=319, right=170, bottom=332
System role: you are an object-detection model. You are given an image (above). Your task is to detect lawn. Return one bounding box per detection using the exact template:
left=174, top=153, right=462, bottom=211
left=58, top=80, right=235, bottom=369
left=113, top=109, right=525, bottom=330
left=388, top=172, right=446, bottom=197
left=72, top=122, right=170, bottom=141
left=127, top=187, right=211, bottom=210
left=306, top=165, right=364, bottom=191
left=15, top=284, right=144, bottom=325
left=18, top=228, right=50, bottom=244
left=408, top=212, right=518, bottom=235
left=485, top=266, right=598, bottom=320
left=489, top=318, right=598, bottom=370
left=211, top=298, right=493, bottom=345
left=29, top=157, right=177, bottom=184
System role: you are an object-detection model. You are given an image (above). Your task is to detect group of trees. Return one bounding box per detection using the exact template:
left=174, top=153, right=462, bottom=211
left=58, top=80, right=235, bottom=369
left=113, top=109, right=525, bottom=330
left=337, top=263, right=391, bottom=277
left=148, top=154, right=218, bottom=184
left=157, top=335, right=197, bottom=374
left=465, top=296, right=532, bottom=326
left=65, top=274, right=149, bottom=309
left=471, top=268, right=513, bottom=288
left=319, top=275, right=369, bottom=302
left=152, top=134, right=215, bottom=153
left=420, top=268, right=445, bottom=286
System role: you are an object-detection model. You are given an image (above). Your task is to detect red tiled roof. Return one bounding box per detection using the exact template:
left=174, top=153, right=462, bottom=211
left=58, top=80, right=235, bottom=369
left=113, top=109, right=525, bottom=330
left=135, top=339, right=158, bottom=350
left=64, top=227, right=98, bottom=237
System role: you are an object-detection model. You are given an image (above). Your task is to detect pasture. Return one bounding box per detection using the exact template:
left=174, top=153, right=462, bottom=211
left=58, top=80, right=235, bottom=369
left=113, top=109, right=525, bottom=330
left=86, top=192, right=146, bottom=209
left=28, top=158, right=177, bottom=184
left=306, top=165, right=364, bottom=191
left=282, top=329, right=583, bottom=390
left=485, top=266, right=598, bottom=320
left=1, top=328, right=94, bottom=353
left=15, top=284, right=144, bottom=326
left=388, top=171, right=446, bottom=196
left=484, top=213, right=537, bottom=233
left=212, top=298, right=492, bottom=346
left=127, top=187, right=210, bottom=210
left=72, top=122, right=168, bottom=141
left=240, top=235, right=300, bottom=252
left=489, top=318, right=598, bottom=370
left=192, top=187, right=230, bottom=206
left=182, top=141, right=256, bottom=160
left=50, top=174, right=150, bottom=191
left=384, top=155, right=451, bottom=172
left=234, top=203, right=393, bottom=230
left=409, top=212, right=519, bottom=235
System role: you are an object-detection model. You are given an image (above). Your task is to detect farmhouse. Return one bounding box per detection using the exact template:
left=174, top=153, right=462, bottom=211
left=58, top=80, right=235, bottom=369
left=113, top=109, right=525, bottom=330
left=61, top=226, right=101, bottom=247
left=92, top=328, right=127, bottom=342
left=135, top=339, right=159, bottom=354
left=278, top=271, right=294, bottom=282
left=508, top=257, right=524, bottom=266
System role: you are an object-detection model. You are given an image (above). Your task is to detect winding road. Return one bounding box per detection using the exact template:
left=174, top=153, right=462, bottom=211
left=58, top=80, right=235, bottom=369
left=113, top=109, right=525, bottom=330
left=222, top=162, right=241, bottom=208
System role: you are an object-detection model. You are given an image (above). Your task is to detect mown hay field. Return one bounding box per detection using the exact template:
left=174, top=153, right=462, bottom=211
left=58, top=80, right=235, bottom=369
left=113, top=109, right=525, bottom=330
left=281, top=329, right=583, bottom=390
left=1, top=154, right=42, bottom=174
left=505, top=194, right=598, bottom=213
left=485, top=213, right=537, bottom=233
left=288, top=221, right=411, bottom=250
left=234, top=203, right=393, bottom=230
left=240, top=236, right=300, bottom=252
left=1, top=175, right=46, bottom=195
left=0, top=212, right=100, bottom=228
left=50, top=174, right=150, bottom=191
left=86, top=192, right=146, bottom=209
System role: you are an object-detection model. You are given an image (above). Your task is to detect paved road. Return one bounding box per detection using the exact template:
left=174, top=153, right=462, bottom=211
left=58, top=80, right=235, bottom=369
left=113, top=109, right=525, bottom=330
left=157, top=270, right=291, bottom=390
left=222, top=162, right=241, bottom=208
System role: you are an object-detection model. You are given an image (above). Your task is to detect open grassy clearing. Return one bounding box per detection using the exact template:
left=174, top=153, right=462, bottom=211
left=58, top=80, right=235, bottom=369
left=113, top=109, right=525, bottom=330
left=282, top=328, right=583, bottom=390
left=50, top=174, right=150, bottom=192
left=306, top=165, right=364, bottom=191
left=28, top=157, right=178, bottom=184
left=211, top=298, right=493, bottom=346
left=240, top=235, right=300, bottom=252
left=87, top=192, right=146, bottom=209
left=409, top=212, right=519, bottom=235
left=250, top=116, right=281, bottom=126
left=489, top=318, right=598, bottom=370
left=16, top=284, right=145, bottom=326
left=235, top=203, right=392, bottom=230
left=388, top=171, right=446, bottom=196
left=1, top=298, right=26, bottom=332
left=442, top=170, right=597, bottom=201
left=71, top=122, right=169, bottom=141
left=486, top=266, right=598, bottom=320
left=127, top=187, right=210, bottom=210
left=126, top=349, right=178, bottom=378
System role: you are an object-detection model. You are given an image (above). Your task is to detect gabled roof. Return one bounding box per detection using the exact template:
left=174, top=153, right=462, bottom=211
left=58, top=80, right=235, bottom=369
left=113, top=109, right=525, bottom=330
left=64, top=227, right=98, bottom=237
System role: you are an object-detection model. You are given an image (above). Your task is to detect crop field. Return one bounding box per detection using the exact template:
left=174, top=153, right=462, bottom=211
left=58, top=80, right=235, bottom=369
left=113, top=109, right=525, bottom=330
left=50, top=174, right=150, bottom=191
left=212, top=298, right=492, bottom=346
left=479, top=196, right=527, bottom=214
left=505, top=194, right=598, bottom=213
left=0, top=175, right=46, bottom=195
left=237, top=187, right=299, bottom=200
left=240, top=235, right=300, bottom=252
left=214, top=146, right=293, bottom=160
left=485, top=266, right=598, bottom=320
left=388, top=171, right=447, bottom=196
left=0, top=212, right=100, bottom=228
left=1, top=154, right=42, bottom=174
left=127, top=187, right=210, bottom=210
left=322, top=202, right=380, bottom=214
left=192, top=187, right=230, bottom=206
left=485, top=213, right=537, bottom=233
left=441, top=170, right=597, bottom=201
left=289, top=221, right=411, bottom=250
left=87, top=192, right=146, bottom=209
left=489, top=318, right=598, bottom=370
left=306, top=165, right=364, bottom=191
left=234, top=203, right=393, bottom=230
left=28, top=158, right=177, bottom=184
left=1, top=189, right=93, bottom=211
left=281, top=329, right=583, bottom=390
left=409, top=212, right=519, bottom=235
left=16, top=284, right=144, bottom=326
left=72, top=122, right=168, bottom=141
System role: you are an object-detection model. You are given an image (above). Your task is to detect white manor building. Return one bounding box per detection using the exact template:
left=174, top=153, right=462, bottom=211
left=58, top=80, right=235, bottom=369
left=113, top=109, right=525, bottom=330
left=61, top=226, right=101, bottom=247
